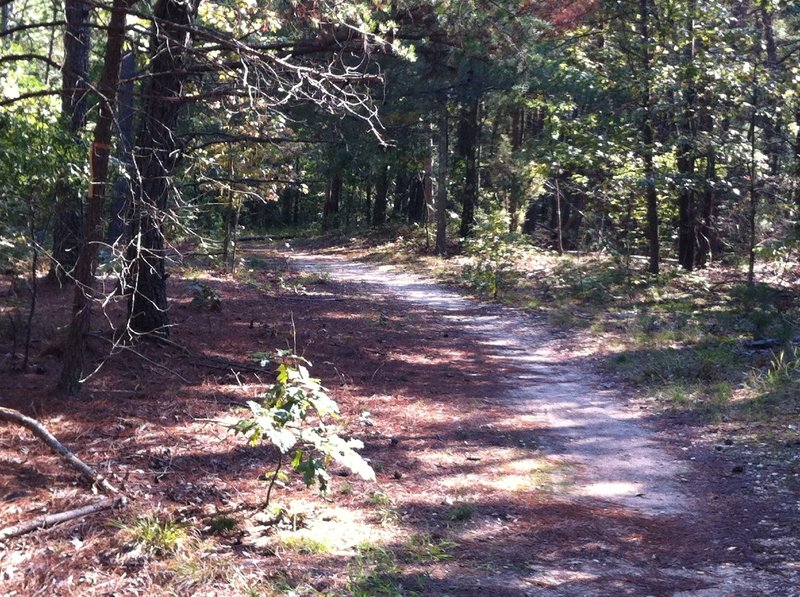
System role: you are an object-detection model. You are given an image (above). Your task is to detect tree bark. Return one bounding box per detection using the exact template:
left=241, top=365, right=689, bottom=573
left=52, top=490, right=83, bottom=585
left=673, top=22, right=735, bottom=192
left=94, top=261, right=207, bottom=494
left=49, top=0, right=91, bottom=283
left=107, top=51, right=136, bottom=245
left=372, top=164, right=389, bottom=226
left=676, top=0, right=697, bottom=270
left=321, top=171, right=342, bottom=231
left=0, top=498, right=123, bottom=540
left=435, top=98, right=448, bottom=255
left=458, top=97, right=480, bottom=238
left=508, top=105, right=524, bottom=233
left=639, top=0, right=659, bottom=275
left=59, top=0, right=134, bottom=395
left=126, top=0, right=199, bottom=337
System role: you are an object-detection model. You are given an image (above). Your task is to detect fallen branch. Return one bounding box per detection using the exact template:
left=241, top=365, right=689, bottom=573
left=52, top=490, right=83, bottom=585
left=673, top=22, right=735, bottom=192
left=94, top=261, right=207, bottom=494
left=0, top=497, right=124, bottom=541
left=0, top=407, right=119, bottom=494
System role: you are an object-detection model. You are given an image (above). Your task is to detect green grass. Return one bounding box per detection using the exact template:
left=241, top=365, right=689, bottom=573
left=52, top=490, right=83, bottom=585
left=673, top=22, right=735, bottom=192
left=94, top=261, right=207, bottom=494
left=447, top=503, right=475, bottom=522
left=116, top=514, right=190, bottom=555
left=277, top=535, right=331, bottom=555
left=347, top=542, right=426, bottom=597
left=402, top=533, right=456, bottom=563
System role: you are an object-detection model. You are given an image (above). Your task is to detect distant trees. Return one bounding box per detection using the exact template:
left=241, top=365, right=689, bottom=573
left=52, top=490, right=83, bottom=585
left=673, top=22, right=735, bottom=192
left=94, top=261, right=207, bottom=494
left=1, top=0, right=799, bottom=394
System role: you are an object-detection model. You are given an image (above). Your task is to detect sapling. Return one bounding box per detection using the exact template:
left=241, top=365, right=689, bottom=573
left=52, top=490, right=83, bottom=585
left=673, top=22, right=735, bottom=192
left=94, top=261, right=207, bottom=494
left=230, top=349, right=374, bottom=507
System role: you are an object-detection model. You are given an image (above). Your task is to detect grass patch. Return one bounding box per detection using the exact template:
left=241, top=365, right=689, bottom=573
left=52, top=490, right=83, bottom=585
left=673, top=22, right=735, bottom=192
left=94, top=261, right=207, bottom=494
left=277, top=534, right=331, bottom=555
left=347, top=542, right=426, bottom=597
left=447, top=503, right=475, bottom=522
left=116, top=514, right=191, bottom=556
left=402, top=533, right=456, bottom=563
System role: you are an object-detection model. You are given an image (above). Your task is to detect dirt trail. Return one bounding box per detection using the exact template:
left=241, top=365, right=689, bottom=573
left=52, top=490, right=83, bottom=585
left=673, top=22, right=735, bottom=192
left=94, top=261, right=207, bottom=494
left=289, top=251, right=797, bottom=596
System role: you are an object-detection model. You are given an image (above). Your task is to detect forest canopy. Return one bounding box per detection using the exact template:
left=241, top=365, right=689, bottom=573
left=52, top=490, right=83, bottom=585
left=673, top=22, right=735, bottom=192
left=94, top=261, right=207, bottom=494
left=0, top=0, right=798, bottom=393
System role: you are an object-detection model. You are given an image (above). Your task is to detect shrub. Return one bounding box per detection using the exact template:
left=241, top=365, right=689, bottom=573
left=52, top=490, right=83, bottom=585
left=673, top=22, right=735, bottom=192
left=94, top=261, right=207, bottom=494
left=462, top=209, right=524, bottom=299
left=230, top=350, right=374, bottom=506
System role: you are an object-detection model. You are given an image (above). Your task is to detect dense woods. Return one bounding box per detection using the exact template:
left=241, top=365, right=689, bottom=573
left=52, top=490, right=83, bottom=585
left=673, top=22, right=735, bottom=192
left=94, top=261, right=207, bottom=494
left=1, top=1, right=798, bottom=387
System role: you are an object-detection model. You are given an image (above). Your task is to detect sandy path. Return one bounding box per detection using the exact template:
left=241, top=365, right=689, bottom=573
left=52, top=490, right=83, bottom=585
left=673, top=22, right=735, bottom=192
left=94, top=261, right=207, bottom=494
left=290, top=253, right=688, bottom=516
left=287, top=251, right=796, bottom=596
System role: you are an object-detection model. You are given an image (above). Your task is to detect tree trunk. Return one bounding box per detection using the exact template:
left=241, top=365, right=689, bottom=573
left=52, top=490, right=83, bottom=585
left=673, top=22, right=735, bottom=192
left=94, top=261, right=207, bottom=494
left=58, top=0, right=133, bottom=395
left=107, top=51, right=136, bottom=245
left=676, top=0, right=697, bottom=270
left=49, top=0, right=91, bottom=283
left=508, top=106, right=524, bottom=233
left=372, top=164, right=389, bottom=226
left=758, top=0, right=781, bottom=177
left=435, top=98, right=448, bottom=255
left=458, top=97, right=480, bottom=238
left=126, top=0, right=199, bottom=338
left=794, top=105, right=800, bottom=213
left=639, top=0, right=659, bottom=275
left=322, top=171, right=342, bottom=231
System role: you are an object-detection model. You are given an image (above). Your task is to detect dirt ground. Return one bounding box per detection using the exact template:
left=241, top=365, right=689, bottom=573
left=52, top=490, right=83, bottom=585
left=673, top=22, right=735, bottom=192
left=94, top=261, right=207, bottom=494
left=0, top=242, right=799, bottom=596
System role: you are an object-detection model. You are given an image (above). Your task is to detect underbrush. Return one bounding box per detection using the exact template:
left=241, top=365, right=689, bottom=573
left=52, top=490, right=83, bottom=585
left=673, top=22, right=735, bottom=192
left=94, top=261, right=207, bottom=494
left=357, top=226, right=800, bottom=425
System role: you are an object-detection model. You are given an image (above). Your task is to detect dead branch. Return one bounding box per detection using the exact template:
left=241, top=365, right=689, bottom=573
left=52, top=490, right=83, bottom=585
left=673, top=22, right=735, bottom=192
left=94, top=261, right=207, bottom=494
left=0, top=407, right=119, bottom=494
left=0, top=497, right=124, bottom=541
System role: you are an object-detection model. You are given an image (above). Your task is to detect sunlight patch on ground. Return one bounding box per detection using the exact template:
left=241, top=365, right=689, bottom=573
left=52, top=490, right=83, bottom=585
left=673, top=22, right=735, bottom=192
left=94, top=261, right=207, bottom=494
left=247, top=504, right=391, bottom=556
left=580, top=481, right=642, bottom=499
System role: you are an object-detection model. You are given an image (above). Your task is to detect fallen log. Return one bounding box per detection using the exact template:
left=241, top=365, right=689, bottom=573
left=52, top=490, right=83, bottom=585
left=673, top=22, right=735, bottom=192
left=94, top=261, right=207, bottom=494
left=0, top=497, right=124, bottom=541
left=0, top=406, right=119, bottom=494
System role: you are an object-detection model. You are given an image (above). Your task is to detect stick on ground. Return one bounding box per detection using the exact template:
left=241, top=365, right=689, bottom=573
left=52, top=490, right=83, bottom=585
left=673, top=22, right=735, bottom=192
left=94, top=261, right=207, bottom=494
left=0, top=406, right=119, bottom=494
left=0, top=497, right=124, bottom=540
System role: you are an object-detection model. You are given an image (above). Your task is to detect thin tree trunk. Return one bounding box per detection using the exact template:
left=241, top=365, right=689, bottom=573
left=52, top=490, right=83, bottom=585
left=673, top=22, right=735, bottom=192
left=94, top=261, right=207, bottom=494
left=640, top=0, right=659, bottom=275
left=747, top=89, right=759, bottom=287
left=372, top=164, right=389, bottom=226
left=321, top=171, right=342, bottom=231
left=509, top=105, right=524, bottom=233
left=794, top=105, right=800, bottom=212
left=758, top=0, right=781, bottom=177
left=458, top=97, right=480, bottom=238
left=0, top=406, right=118, bottom=492
left=58, top=0, right=133, bottom=395
left=107, top=51, right=136, bottom=245
left=677, top=0, right=697, bottom=270
left=435, top=98, right=448, bottom=255
left=49, top=0, right=91, bottom=283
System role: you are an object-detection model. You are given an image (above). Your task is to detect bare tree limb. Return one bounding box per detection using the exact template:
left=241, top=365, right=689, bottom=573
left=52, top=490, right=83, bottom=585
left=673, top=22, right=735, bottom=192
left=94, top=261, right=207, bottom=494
left=0, top=497, right=124, bottom=541
left=0, top=406, right=119, bottom=494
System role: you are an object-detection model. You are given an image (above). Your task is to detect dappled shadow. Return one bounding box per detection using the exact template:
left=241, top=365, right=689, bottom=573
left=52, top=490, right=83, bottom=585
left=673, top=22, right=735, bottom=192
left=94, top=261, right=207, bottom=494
left=1, top=249, right=797, bottom=595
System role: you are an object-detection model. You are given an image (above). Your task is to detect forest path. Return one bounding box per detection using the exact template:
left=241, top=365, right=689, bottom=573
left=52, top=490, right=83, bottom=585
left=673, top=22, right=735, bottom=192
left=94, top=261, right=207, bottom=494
left=285, top=250, right=794, bottom=596
left=290, top=252, right=688, bottom=517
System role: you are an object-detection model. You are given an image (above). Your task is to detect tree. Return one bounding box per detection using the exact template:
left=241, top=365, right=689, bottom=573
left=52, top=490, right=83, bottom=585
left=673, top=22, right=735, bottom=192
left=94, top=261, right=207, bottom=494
left=49, top=0, right=91, bottom=283
left=59, top=0, right=135, bottom=394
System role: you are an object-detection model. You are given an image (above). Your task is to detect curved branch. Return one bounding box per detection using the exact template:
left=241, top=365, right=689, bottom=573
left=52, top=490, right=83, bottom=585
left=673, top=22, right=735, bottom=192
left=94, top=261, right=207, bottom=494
left=0, top=406, right=119, bottom=494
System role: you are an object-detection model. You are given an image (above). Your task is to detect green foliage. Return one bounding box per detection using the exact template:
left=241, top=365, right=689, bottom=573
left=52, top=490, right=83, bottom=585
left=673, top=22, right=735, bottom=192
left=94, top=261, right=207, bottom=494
left=347, top=543, right=406, bottom=597
left=277, top=535, right=331, bottom=555
left=230, top=350, right=374, bottom=502
left=189, top=282, right=222, bottom=311
left=463, top=210, right=525, bottom=299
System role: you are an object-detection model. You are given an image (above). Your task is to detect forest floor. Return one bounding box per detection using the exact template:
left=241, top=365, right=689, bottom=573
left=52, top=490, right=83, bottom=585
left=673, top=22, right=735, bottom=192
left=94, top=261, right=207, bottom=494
left=0, top=237, right=799, bottom=596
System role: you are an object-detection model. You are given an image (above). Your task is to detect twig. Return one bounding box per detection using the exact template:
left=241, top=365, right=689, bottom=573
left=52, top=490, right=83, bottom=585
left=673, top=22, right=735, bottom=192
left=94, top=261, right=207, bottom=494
left=370, top=361, right=386, bottom=382
left=263, top=453, right=283, bottom=510
left=0, top=497, right=124, bottom=541
left=184, top=356, right=267, bottom=373
left=0, top=407, right=119, bottom=494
